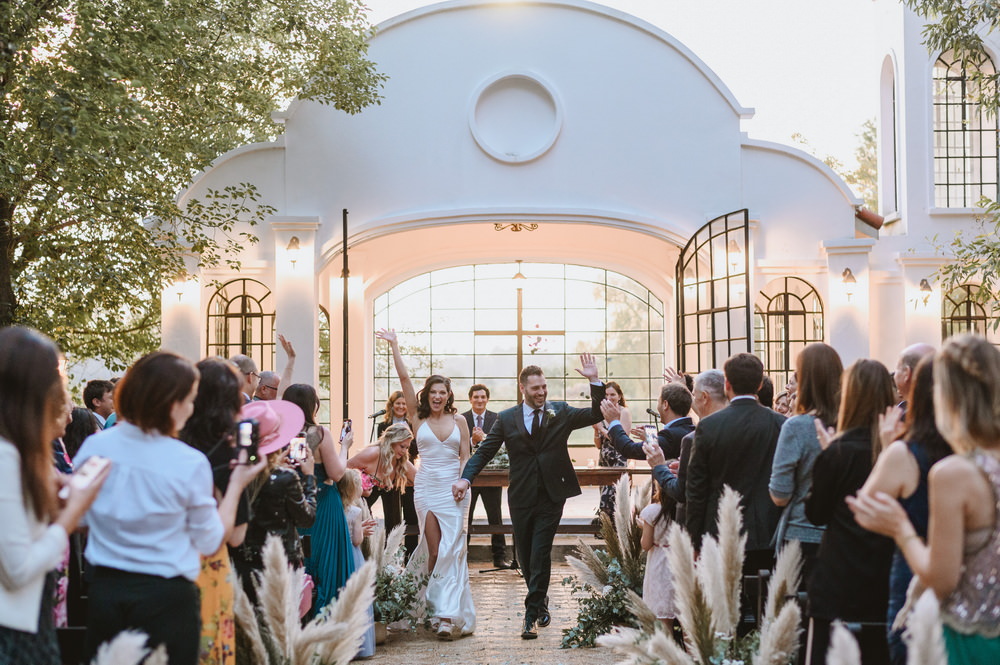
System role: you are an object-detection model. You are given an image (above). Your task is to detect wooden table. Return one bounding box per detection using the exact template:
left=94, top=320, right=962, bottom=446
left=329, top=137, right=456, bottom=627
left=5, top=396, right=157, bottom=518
left=468, top=466, right=651, bottom=535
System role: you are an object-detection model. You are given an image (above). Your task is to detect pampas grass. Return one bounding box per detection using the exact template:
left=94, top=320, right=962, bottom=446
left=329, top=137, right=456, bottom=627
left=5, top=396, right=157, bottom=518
left=234, top=534, right=376, bottom=665
left=826, top=621, right=862, bottom=665
left=89, top=631, right=153, bottom=665
left=903, top=590, right=947, bottom=665
left=602, top=487, right=804, bottom=665
left=715, top=486, right=746, bottom=634
left=666, top=522, right=716, bottom=664
left=765, top=540, right=802, bottom=622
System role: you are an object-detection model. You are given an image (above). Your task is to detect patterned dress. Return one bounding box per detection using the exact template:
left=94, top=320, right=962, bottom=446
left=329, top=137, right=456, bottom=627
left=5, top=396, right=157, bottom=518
left=196, top=547, right=235, bottom=665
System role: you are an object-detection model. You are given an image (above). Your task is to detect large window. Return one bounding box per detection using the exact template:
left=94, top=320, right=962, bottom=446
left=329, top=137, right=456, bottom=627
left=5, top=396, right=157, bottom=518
left=933, top=52, right=999, bottom=207
left=206, top=278, right=275, bottom=368
left=373, top=263, right=665, bottom=446
left=754, top=277, right=824, bottom=388
left=942, top=283, right=999, bottom=344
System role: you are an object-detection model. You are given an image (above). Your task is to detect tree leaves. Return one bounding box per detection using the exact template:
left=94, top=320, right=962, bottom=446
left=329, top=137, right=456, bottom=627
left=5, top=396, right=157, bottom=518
left=0, top=0, right=385, bottom=367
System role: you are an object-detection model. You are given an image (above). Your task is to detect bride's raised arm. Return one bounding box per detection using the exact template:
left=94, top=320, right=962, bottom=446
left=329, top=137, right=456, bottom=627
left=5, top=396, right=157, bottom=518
left=375, top=329, right=419, bottom=424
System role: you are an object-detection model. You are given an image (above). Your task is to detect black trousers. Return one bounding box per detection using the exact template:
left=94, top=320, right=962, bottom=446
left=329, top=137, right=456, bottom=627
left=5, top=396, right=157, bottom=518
left=467, top=486, right=507, bottom=560
left=807, top=617, right=889, bottom=665
left=367, top=486, right=419, bottom=556
left=509, top=489, right=564, bottom=622
left=86, top=567, right=200, bottom=665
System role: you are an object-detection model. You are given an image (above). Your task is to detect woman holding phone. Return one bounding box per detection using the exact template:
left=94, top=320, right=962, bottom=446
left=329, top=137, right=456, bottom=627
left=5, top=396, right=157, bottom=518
left=0, top=327, right=108, bottom=665
left=282, top=384, right=358, bottom=613
left=74, top=352, right=262, bottom=665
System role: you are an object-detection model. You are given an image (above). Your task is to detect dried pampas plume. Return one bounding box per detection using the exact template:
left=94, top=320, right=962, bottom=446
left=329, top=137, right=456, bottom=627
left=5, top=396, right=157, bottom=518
left=756, top=599, right=801, bottom=665
left=89, top=631, right=152, bottom=665
left=666, top=522, right=715, bottom=664
left=826, top=621, right=862, bottom=665
left=903, top=590, right=947, bottom=665
left=597, top=625, right=696, bottom=665
left=308, top=561, right=377, bottom=665
left=235, top=534, right=376, bottom=665
left=765, top=539, right=802, bottom=623
left=715, top=486, right=746, bottom=634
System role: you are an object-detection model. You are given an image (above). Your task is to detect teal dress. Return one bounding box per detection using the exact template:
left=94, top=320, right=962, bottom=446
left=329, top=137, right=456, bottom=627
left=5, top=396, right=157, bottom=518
left=302, top=464, right=356, bottom=612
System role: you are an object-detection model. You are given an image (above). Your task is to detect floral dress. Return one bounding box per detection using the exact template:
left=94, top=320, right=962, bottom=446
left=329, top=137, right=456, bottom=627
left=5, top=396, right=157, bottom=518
left=196, top=547, right=235, bottom=665
left=598, top=423, right=626, bottom=516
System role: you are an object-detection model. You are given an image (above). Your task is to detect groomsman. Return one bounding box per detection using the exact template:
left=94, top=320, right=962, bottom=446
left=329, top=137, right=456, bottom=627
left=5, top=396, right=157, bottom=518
left=462, top=384, right=511, bottom=569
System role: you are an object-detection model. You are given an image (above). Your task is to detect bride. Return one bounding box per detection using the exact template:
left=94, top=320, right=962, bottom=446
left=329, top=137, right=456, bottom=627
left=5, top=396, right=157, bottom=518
left=376, top=329, right=476, bottom=639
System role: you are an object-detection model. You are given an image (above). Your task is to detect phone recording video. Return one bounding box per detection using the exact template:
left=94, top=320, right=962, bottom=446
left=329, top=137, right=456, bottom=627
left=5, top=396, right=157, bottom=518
left=288, top=436, right=308, bottom=463
left=339, top=419, right=352, bottom=442
left=237, top=418, right=260, bottom=463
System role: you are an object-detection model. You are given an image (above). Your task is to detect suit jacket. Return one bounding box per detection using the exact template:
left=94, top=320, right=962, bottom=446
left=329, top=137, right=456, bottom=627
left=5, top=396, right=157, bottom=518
left=607, top=417, right=694, bottom=461
left=652, top=430, right=694, bottom=523
left=462, top=409, right=498, bottom=451
left=685, top=398, right=785, bottom=551
left=462, top=383, right=606, bottom=507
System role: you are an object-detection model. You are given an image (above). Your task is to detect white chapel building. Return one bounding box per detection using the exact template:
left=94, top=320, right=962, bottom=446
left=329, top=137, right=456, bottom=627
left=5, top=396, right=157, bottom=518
left=161, top=0, right=997, bottom=428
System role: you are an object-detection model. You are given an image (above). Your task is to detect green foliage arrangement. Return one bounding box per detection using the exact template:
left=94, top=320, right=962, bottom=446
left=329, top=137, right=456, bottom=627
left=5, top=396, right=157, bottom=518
left=371, top=523, right=428, bottom=629
left=0, top=0, right=385, bottom=368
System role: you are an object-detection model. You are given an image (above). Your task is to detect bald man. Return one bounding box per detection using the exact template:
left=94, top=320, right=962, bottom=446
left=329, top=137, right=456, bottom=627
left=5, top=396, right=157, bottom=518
left=893, top=343, right=935, bottom=411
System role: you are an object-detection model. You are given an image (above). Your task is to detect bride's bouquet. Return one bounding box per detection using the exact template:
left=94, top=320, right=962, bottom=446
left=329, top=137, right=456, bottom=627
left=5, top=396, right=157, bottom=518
left=371, top=523, right=428, bottom=630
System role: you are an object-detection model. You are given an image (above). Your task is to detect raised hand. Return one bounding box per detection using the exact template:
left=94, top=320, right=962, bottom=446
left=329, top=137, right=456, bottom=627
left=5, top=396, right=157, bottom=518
left=878, top=405, right=905, bottom=450
left=278, top=333, right=296, bottom=359
left=663, top=366, right=684, bottom=384
left=375, top=328, right=398, bottom=345
left=814, top=418, right=836, bottom=450
left=575, top=352, right=599, bottom=382
left=644, top=441, right=666, bottom=467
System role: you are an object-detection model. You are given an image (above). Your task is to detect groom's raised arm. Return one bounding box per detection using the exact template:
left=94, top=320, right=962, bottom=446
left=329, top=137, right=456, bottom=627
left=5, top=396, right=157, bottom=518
left=564, top=352, right=606, bottom=429
left=461, top=416, right=505, bottom=484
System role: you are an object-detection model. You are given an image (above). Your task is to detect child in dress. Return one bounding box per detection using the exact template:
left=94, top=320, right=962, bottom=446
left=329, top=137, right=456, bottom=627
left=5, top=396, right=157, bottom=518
left=638, top=481, right=676, bottom=631
left=338, top=469, right=377, bottom=659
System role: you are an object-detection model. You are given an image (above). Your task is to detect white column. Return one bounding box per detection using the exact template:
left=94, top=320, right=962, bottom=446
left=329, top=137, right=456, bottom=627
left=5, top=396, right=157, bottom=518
left=271, top=217, right=321, bottom=386
left=160, top=275, right=201, bottom=362
left=823, top=238, right=876, bottom=365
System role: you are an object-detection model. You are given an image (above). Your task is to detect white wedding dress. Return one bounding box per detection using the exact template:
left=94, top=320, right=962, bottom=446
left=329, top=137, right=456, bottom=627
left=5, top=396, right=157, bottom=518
left=409, top=420, right=476, bottom=634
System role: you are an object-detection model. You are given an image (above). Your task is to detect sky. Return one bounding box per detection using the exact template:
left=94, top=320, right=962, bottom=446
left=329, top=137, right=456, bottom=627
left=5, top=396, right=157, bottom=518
left=363, top=0, right=887, bottom=171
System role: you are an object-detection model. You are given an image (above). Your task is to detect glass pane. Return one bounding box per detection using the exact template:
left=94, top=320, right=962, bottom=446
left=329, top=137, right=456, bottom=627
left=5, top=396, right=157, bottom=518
left=475, top=308, right=516, bottom=331
left=475, top=279, right=517, bottom=308
left=432, top=332, right=475, bottom=355
left=566, top=283, right=606, bottom=308
left=476, top=334, right=516, bottom=354
left=522, top=284, right=565, bottom=309
left=432, top=309, right=474, bottom=332
left=476, top=354, right=518, bottom=378
left=565, top=309, right=605, bottom=331
left=431, top=281, right=474, bottom=307
left=523, top=308, right=565, bottom=331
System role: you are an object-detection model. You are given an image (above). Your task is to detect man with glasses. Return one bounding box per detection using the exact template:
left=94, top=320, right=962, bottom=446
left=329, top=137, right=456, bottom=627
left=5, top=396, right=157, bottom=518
left=253, top=372, right=281, bottom=401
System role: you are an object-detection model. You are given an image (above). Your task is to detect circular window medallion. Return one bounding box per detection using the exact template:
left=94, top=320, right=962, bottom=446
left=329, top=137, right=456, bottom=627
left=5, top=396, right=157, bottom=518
left=469, top=73, right=562, bottom=163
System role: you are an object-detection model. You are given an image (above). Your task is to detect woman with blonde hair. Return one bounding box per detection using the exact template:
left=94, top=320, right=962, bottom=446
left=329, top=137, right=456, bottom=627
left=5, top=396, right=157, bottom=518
left=850, top=334, right=1000, bottom=663
left=805, top=358, right=896, bottom=664
left=348, top=424, right=415, bottom=499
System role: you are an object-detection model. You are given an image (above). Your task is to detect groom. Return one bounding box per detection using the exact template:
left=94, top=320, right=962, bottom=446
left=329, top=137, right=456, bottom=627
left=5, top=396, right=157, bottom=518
left=452, top=355, right=605, bottom=639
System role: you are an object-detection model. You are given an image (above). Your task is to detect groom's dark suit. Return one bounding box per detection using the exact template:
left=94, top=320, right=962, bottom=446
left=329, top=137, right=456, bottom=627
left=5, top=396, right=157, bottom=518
left=461, top=383, right=605, bottom=624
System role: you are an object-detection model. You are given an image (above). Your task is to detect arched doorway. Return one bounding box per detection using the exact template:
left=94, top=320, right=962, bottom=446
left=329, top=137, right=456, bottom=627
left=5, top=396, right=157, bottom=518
left=372, top=262, right=666, bottom=445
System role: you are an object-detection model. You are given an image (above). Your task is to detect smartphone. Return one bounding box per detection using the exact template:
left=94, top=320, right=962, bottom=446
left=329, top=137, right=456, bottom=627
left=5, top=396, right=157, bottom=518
left=339, top=419, right=352, bottom=442
left=288, top=436, right=308, bottom=463
left=642, top=424, right=658, bottom=445
left=236, top=418, right=260, bottom=463
left=59, top=455, right=111, bottom=499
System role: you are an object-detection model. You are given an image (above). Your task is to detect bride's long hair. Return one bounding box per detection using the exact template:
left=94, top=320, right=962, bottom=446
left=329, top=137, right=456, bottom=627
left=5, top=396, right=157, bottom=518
left=378, top=423, right=412, bottom=493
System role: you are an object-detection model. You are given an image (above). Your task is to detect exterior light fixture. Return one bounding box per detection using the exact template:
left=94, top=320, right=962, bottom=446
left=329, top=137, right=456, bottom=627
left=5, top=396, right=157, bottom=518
left=727, top=238, right=743, bottom=272
left=919, top=278, right=933, bottom=307
left=513, top=260, right=527, bottom=281
left=286, top=236, right=301, bottom=267
left=842, top=267, right=857, bottom=301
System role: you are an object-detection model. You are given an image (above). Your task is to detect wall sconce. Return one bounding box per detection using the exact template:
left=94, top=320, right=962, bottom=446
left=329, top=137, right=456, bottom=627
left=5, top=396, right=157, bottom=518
left=727, top=238, right=744, bottom=272
left=918, top=278, right=933, bottom=308
left=171, top=279, right=186, bottom=302
left=841, top=267, right=857, bottom=301
left=286, top=236, right=301, bottom=268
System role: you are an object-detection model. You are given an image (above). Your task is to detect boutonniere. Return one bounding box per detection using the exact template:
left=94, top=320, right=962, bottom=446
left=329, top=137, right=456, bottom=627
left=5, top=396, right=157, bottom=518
left=545, top=407, right=556, bottom=420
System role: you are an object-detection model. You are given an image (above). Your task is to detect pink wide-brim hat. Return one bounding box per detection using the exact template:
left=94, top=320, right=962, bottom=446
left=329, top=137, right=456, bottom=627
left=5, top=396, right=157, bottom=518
left=237, top=400, right=306, bottom=457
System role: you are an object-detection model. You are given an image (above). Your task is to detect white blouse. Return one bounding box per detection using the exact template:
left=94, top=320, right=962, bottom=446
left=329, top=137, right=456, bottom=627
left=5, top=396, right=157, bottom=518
left=0, top=439, right=68, bottom=633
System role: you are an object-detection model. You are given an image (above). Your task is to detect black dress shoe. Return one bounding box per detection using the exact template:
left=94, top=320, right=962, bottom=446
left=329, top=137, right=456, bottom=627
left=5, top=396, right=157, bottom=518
left=521, top=618, right=538, bottom=639
left=537, top=597, right=551, bottom=627
left=492, top=558, right=512, bottom=569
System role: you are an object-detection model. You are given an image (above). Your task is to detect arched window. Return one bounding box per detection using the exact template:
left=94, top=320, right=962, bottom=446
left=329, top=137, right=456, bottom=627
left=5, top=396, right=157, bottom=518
left=206, top=278, right=275, bottom=368
left=880, top=55, right=898, bottom=213
left=933, top=52, right=999, bottom=207
left=373, top=263, right=665, bottom=446
left=942, top=284, right=999, bottom=343
left=753, top=277, right=824, bottom=388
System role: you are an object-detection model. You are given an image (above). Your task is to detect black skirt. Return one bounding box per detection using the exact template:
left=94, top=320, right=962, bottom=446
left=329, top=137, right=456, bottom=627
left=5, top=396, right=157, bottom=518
left=0, top=571, right=60, bottom=665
